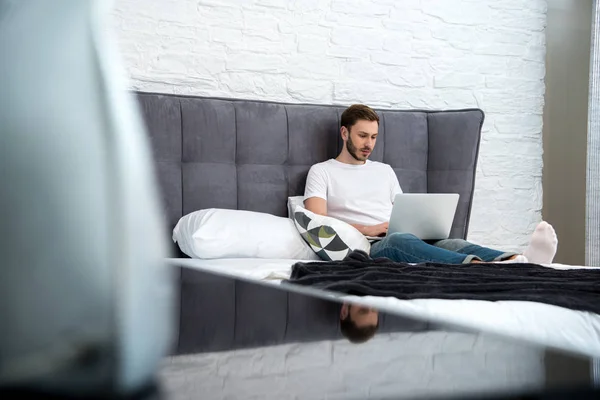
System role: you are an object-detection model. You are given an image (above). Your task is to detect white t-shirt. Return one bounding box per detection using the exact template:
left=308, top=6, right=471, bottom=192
left=304, top=159, right=403, bottom=226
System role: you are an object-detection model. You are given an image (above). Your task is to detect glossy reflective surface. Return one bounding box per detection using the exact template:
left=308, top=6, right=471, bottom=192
left=162, top=265, right=598, bottom=400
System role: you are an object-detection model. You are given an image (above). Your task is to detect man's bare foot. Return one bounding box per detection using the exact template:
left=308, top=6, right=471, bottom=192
left=523, top=221, right=558, bottom=264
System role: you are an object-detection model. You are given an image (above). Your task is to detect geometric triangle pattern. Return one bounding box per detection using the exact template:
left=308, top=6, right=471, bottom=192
left=294, top=210, right=351, bottom=261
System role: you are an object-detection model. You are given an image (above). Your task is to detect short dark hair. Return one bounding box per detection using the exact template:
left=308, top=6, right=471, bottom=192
left=340, top=104, right=380, bottom=132
left=340, top=315, right=379, bottom=344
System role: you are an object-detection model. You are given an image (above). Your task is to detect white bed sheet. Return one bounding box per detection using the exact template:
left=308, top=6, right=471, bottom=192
left=168, top=257, right=600, bottom=358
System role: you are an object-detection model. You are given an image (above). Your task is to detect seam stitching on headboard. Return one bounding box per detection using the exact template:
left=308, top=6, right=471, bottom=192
left=176, top=267, right=184, bottom=352
left=381, top=112, right=386, bottom=164
left=179, top=99, right=184, bottom=217
left=234, top=103, right=239, bottom=210
left=463, top=110, right=485, bottom=240
left=284, top=105, right=290, bottom=198
left=426, top=112, right=430, bottom=194
left=283, top=292, right=290, bottom=342
left=337, top=108, right=342, bottom=155
left=377, top=111, right=386, bottom=164
left=233, top=279, right=238, bottom=344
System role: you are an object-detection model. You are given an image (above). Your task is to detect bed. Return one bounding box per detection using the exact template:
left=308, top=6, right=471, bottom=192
left=135, top=91, right=599, bottom=395
left=170, top=257, right=600, bottom=358
left=136, top=90, right=484, bottom=347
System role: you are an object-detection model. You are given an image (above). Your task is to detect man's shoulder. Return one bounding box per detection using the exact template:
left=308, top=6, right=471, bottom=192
left=366, top=160, right=394, bottom=170
left=308, top=159, right=335, bottom=171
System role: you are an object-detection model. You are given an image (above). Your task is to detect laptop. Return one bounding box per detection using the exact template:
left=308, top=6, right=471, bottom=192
left=385, top=193, right=460, bottom=240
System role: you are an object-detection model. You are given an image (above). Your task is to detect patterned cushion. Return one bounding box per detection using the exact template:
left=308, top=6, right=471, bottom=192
left=293, top=206, right=371, bottom=261
left=287, top=196, right=304, bottom=219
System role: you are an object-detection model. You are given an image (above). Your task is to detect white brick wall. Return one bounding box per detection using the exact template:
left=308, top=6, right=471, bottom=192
left=112, top=0, right=547, bottom=250
left=160, top=331, right=545, bottom=399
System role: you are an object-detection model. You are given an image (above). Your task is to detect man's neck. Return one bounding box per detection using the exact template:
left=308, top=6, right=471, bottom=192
left=336, top=151, right=366, bottom=165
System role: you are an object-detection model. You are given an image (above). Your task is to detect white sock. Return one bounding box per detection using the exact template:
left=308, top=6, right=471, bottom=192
left=523, top=221, right=558, bottom=264
left=493, top=255, right=529, bottom=264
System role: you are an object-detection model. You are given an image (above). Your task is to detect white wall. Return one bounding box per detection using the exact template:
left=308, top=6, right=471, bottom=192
left=160, top=331, right=544, bottom=399
left=112, top=0, right=547, bottom=250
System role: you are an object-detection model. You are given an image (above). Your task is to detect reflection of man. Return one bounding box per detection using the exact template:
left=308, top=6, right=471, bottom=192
left=340, top=303, right=379, bottom=343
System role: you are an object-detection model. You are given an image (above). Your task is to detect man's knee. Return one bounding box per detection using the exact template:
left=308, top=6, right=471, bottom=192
left=434, top=239, right=471, bottom=249
left=434, top=239, right=470, bottom=252
left=387, top=232, right=420, bottom=245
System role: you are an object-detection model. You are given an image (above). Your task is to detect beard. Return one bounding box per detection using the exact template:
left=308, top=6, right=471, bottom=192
left=346, top=135, right=371, bottom=161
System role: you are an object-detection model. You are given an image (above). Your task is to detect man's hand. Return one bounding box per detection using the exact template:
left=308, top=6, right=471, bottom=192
left=353, top=222, right=388, bottom=237
left=365, top=222, right=389, bottom=237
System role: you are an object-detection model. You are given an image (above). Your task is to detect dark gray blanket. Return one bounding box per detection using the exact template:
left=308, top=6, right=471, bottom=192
left=288, top=250, right=600, bottom=314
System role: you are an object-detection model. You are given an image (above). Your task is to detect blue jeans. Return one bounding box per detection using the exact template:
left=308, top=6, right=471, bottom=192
left=369, top=233, right=517, bottom=264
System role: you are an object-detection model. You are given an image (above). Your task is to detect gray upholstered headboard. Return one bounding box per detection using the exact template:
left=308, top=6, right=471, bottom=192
left=135, top=91, right=483, bottom=244
left=134, top=91, right=484, bottom=354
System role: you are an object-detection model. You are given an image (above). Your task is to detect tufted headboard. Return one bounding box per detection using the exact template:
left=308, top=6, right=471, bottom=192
left=134, top=91, right=484, bottom=354
left=135, top=91, right=484, bottom=244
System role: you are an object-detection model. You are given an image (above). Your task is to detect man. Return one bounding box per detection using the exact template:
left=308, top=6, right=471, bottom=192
left=303, top=104, right=558, bottom=266
left=339, top=303, right=379, bottom=344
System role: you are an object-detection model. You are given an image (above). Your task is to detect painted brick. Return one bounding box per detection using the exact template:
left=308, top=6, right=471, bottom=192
left=421, top=2, right=494, bottom=26
left=211, top=27, right=244, bottom=43
left=255, top=0, right=288, bottom=9
left=384, top=9, right=428, bottom=28
left=288, top=54, right=341, bottom=79
left=370, top=51, right=411, bottom=66
left=485, top=76, right=545, bottom=94
left=322, top=12, right=387, bottom=29
left=284, top=342, right=332, bottom=372
left=288, top=0, right=323, bottom=13
left=434, top=73, right=485, bottom=88
left=225, top=52, right=286, bottom=72
left=489, top=0, right=548, bottom=12
left=430, top=25, right=479, bottom=50
left=331, top=27, right=386, bottom=50
left=112, top=0, right=547, bottom=250
left=287, top=78, right=333, bottom=103
left=490, top=9, right=546, bottom=31
left=297, top=34, right=329, bottom=55
left=387, top=68, right=429, bottom=88
left=491, top=113, right=544, bottom=137
left=327, top=44, right=367, bottom=60
left=243, top=11, right=280, bottom=39
left=160, top=332, right=545, bottom=399
left=331, top=0, right=391, bottom=16
left=381, top=32, right=413, bottom=53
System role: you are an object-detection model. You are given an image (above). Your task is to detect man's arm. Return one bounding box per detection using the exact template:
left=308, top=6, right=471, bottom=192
left=304, top=196, right=386, bottom=236
left=303, top=165, right=329, bottom=216
left=351, top=222, right=388, bottom=237
left=304, top=197, right=327, bottom=216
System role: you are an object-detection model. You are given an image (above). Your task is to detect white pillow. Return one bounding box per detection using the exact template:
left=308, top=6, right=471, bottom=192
left=292, top=205, right=371, bottom=261
left=287, top=196, right=305, bottom=219
left=172, top=208, right=320, bottom=260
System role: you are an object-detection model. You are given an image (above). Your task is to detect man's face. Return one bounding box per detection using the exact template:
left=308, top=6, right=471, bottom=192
left=341, top=304, right=379, bottom=328
left=343, top=120, right=379, bottom=162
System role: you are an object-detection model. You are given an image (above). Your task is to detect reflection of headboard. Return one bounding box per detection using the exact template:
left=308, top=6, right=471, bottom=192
left=135, top=91, right=484, bottom=242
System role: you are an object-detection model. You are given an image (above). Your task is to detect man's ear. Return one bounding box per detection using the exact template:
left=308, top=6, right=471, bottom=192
left=340, top=303, right=349, bottom=320
left=341, top=126, right=348, bottom=141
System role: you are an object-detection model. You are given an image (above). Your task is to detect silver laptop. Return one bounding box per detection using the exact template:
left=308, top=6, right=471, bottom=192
left=387, top=193, right=460, bottom=240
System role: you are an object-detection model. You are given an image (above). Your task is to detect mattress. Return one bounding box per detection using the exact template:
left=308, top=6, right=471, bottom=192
left=167, top=257, right=600, bottom=358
